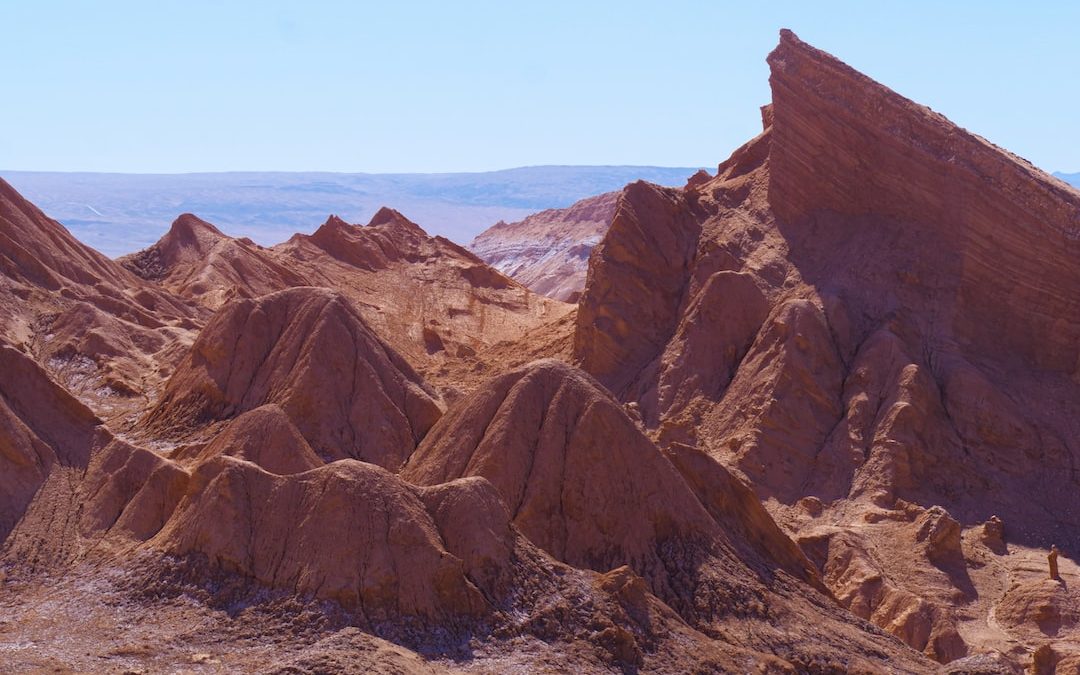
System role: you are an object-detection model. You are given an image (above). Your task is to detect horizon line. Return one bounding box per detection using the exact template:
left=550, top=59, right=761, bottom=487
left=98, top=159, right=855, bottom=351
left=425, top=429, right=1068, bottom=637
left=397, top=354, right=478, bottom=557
left=0, top=163, right=709, bottom=178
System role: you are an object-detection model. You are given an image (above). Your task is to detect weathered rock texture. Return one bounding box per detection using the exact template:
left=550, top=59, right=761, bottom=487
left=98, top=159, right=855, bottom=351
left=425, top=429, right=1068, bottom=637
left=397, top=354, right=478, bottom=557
left=273, top=208, right=573, bottom=393
left=0, top=178, right=199, bottom=423
left=0, top=344, right=101, bottom=540
left=404, top=359, right=926, bottom=666
left=570, top=28, right=1080, bottom=666
left=144, top=286, right=443, bottom=470
left=119, top=213, right=309, bottom=310
left=470, top=191, right=618, bottom=302
left=1, top=28, right=1078, bottom=674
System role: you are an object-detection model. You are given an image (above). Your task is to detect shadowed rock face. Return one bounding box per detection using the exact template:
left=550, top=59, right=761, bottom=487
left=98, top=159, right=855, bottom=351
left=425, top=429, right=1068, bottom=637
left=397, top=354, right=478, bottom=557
left=573, top=182, right=701, bottom=396
left=766, top=29, right=1080, bottom=374
left=403, top=360, right=935, bottom=665
left=0, top=344, right=101, bottom=541
left=144, top=286, right=443, bottom=470
left=571, top=28, right=1080, bottom=665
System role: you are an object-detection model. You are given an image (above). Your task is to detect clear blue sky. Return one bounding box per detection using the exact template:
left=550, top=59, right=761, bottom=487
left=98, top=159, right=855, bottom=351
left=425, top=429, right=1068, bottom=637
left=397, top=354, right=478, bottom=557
left=2, top=1, right=1077, bottom=174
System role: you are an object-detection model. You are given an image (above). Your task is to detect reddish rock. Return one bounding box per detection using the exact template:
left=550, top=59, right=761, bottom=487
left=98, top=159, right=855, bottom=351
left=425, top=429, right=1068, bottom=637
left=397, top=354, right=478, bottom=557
left=144, top=287, right=443, bottom=470
left=573, top=182, right=701, bottom=396
left=0, top=178, right=134, bottom=290
left=274, top=208, right=573, bottom=391
left=0, top=180, right=198, bottom=413
left=176, top=404, right=325, bottom=475
left=0, top=343, right=101, bottom=540
left=403, top=359, right=929, bottom=667
left=119, top=213, right=309, bottom=310
left=569, top=28, right=1080, bottom=664
left=154, top=457, right=490, bottom=620
left=4, top=26, right=1080, bottom=673
left=470, top=192, right=618, bottom=302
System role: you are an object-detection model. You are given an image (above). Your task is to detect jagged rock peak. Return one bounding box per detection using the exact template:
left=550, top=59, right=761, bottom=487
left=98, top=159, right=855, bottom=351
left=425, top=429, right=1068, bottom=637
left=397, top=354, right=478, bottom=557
left=315, top=213, right=352, bottom=232
left=368, top=206, right=415, bottom=228
left=767, top=28, right=1080, bottom=233
left=167, top=213, right=226, bottom=240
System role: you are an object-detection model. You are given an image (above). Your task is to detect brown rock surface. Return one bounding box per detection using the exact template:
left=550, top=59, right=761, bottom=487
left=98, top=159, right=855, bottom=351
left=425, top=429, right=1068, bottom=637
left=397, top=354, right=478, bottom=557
left=0, top=178, right=199, bottom=424
left=154, top=457, right=491, bottom=620
left=175, top=404, right=325, bottom=475
left=119, top=213, right=310, bottom=310
left=273, top=208, right=573, bottom=392
left=404, top=359, right=926, bottom=667
left=144, top=286, right=443, bottom=470
left=0, top=178, right=134, bottom=291
left=0, top=343, right=101, bottom=541
left=570, top=28, right=1080, bottom=667
left=470, top=191, right=618, bottom=301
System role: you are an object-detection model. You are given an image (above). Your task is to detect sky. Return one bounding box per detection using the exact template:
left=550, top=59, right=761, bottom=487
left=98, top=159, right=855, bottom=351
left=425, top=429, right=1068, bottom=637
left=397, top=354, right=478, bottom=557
left=2, top=1, right=1078, bottom=174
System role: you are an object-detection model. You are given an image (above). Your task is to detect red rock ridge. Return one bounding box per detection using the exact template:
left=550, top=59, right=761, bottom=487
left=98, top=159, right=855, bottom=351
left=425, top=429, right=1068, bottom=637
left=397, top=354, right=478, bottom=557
left=767, top=29, right=1080, bottom=373
left=119, top=213, right=309, bottom=310
left=470, top=192, right=619, bottom=302
left=273, top=208, right=573, bottom=390
left=0, top=343, right=102, bottom=540
left=569, top=29, right=1080, bottom=664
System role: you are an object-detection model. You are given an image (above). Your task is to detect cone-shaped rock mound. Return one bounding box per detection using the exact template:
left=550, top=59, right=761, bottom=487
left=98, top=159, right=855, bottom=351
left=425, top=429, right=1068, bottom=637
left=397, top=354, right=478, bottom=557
left=404, top=359, right=903, bottom=658
left=174, top=404, right=325, bottom=475
left=145, top=287, right=443, bottom=469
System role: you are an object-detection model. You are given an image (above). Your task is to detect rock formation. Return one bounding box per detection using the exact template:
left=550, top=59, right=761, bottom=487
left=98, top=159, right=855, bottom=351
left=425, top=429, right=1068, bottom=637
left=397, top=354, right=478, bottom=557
left=119, top=213, right=309, bottom=310
left=470, top=191, right=618, bottom=301
left=570, top=28, right=1080, bottom=666
left=144, top=286, right=443, bottom=470
left=2, top=27, right=1079, bottom=674
left=0, top=343, right=101, bottom=541
left=273, top=208, right=574, bottom=393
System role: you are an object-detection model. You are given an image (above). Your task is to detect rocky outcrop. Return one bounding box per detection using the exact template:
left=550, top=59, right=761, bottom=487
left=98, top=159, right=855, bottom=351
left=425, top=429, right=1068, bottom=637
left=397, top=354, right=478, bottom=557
left=174, top=404, right=325, bottom=475
left=767, top=29, right=1080, bottom=374
left=273, top=208, right=573, bottom=391
left=470, top=192, right=618, bottom=301
left=567, top=28, right=1080, bottom=666
left=144, top=287, right=443, bottom=470
left=402, top=360, right=936, bottom=668
left=573, top=182, right=701, bottom=396
left=155, top=457, right=492, bottom=620
left=0, top=178, right=134, bottom=291
left=0, top=179, right=199, bottom=419
left=403, top=359, right=730, bottom=596
left=0, top=344, right=102, bottom=541
left=5, top=28, right=1080, bottom=674
left=119, top=213, right=309, bottom=310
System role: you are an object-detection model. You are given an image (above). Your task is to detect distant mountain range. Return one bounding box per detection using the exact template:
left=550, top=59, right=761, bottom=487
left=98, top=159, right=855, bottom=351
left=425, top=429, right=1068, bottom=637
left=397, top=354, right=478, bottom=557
left=0, top=166, right=699, bottom=257
left=1054, top=171, right=1080, bottom=188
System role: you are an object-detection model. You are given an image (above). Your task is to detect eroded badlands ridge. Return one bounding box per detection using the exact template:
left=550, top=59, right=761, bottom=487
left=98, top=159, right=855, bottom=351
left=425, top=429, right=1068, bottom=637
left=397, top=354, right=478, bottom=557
left=573, top=29, right=1080, bottom=667
left=1, top=28, right=1078, bottom=674
left=470, top=191, right=618, bottom=302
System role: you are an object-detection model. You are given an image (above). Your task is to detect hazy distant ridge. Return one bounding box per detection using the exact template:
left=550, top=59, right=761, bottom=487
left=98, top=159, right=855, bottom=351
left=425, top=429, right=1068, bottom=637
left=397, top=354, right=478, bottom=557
left=1, top=166, right=698, bottom=257
left=1054, top=171, right=1080, bottom=188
